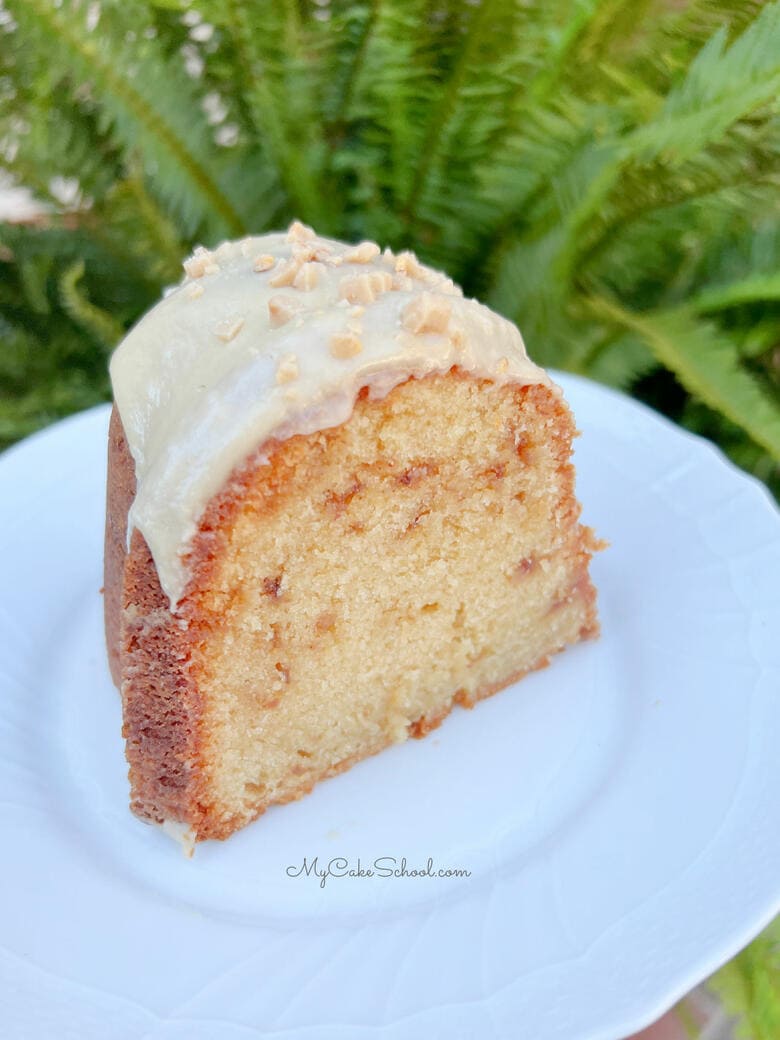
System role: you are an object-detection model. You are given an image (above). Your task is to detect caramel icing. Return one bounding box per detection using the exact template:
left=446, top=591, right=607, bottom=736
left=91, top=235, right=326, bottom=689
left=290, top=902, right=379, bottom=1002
left=109, top=223, right=552, bottom=607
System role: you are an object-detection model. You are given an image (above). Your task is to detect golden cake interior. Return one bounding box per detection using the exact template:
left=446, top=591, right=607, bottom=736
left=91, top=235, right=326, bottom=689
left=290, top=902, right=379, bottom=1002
left=150, top=370, right=600, bottom=839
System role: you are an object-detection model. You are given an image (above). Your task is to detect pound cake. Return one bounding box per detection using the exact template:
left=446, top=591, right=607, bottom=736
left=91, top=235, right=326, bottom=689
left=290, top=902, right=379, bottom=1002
left=104, top=221, right=601, bottom=851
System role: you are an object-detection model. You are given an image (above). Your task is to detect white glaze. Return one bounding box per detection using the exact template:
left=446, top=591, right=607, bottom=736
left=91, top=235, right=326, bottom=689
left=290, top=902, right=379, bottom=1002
left=160, top=819, right=196, bottom=858
left=110, top=224, right=552, bottom=608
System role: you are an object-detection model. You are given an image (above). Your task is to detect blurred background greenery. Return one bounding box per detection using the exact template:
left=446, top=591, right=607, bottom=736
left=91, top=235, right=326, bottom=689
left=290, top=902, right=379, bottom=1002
left=0, top=1, right=778, bottom=1034
left=0, top=0, right=779, bottom=499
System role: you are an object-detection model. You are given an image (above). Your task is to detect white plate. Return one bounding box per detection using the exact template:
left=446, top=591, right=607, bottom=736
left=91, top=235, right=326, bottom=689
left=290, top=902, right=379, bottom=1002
left=1, top=373, right=778, bottom=1040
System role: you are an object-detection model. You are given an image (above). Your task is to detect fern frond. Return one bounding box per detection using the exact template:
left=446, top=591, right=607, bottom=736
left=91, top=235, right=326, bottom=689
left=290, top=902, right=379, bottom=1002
left=406, top=0, right=505, bottom=214
left=579, top=129, right=780, bottom=299
left=0, top=365, right=111, bottom=447
left=544, top=4, right=780, bottom=283
left=332, top=0, right=436, bottom=239
left=635, top=0, right=767, bottom=93
left=0, top=42, right=119, bottom=211
left=587, top=297, right=780, bottom=460
left=6, top=0, right=247, bottom=238
left=18, top=254, right=53, bottom=315
left=692, top=272, right=780, bottom=313
left=325, top=0, right=382, bottom=129
left=573, top=0, right=655, bottom=65
left=573, top=330, right=656, bottom=390
left=59, top=259, right=125, bottom=348
left=206, top=0, right=330, bottom=226
left=106, top=170, right=186, bottom=283
left=628, top=2, right=780, bottom=162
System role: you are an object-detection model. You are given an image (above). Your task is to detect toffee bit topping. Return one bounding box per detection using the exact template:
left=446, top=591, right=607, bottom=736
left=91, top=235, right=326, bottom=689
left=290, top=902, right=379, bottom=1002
left=392, top=273, right=413, bottom=292
left=275, top=354, right=299, bottom=384
left=187, top=282, right=205, bottom=300
left=435, top=275, right=461, bottom=296
left=293, top=260, right=325, bottom=291
left=350, top=305, right=366, bottom=317
left=204, top=261, right=220, bottom=275
left=269, top=257, right=301, bottom=288
left=292, top=242, right=332, bottom=263
left=394, top=251, right=427, bottom=280
left=497, top=356, right=510, bottom=374
left=402, top=292, right=452, bottom=335
left=329, top=330, right=363, bottom=358
left=182, top=245, right=213, bottom=279
left=286, top=220, right=315, bottom=243
left=214, top=316, right=244, bottom=342
left=253, top=253, right=275, bottom=272
left=343, top=240, right=381, bottom=264
left=268, top=294, right=302, bottom=327
left=449, top=323, right=465, bottom=349
left=215, top=242, right=233, bottom=262
left=338, top=270, right=393, bottom=304
left=371, top=270, right=394, bottom=293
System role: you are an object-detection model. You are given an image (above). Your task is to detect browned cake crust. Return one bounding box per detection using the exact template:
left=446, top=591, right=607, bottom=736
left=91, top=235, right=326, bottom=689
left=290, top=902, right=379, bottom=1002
left=105, top=372, right=601, bottom=841
left=105, top=407, right=209, bottom=830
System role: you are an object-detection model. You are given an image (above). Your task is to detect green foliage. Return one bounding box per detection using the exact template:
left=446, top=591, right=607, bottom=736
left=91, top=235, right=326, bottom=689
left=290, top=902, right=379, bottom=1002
left=587, top=296, right=780, bottom=460
left=709, top=917, right=780, bottom=1040
left=0, top=0, right=778, bottom=502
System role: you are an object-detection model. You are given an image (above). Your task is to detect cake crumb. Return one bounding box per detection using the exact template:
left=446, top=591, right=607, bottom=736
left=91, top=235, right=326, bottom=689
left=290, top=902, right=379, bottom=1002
left=344, top=241, right=381, bottom=264
left=187, top=282, right=204, bottom=300
left=253, top=253, right=275, bottom=272
left=214, top=316, right=244, bottom=342
left=330, top=330, right=363, bottom=358
left=402, top=293, right=451, bottom=334
left=276, top=354, right=299, bottom=383
left=315, top=611, right=336, bottom=635
left=268, top=295, right=301, bottom=327
left=286, top=220, right=315, bottom=243
left=294, top=261, right=325, bottom=291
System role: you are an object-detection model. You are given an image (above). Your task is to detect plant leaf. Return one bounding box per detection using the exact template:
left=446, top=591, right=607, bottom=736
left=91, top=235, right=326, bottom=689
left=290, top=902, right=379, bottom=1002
left=6, top=0, right=248, bottom=238
left=587, top=297, right=780, bottom=460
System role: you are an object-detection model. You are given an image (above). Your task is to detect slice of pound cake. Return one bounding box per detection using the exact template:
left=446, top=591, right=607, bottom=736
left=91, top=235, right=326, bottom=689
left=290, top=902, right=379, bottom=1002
left=104, top=221, right=602, bottom=850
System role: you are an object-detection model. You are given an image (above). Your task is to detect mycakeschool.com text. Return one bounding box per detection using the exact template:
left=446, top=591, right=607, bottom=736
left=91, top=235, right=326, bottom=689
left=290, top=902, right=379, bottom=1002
left=285, top=856, right=472, bottom=888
